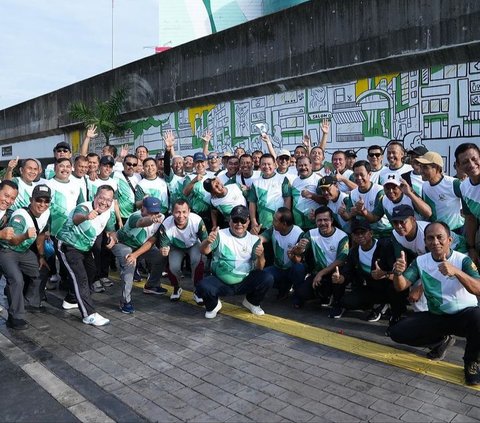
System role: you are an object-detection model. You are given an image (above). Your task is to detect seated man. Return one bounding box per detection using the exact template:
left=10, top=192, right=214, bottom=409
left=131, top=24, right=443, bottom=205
left=390, top=222, right=480, bottom=386
left=333, top=220, right=407, bottom=329
left=197, top=205, right=274, bottom=318
left=110, top=197, right=167, bottom=314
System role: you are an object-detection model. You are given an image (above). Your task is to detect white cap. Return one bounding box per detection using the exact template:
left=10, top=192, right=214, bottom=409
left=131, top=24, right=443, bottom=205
left=277, top=149, right=291, bottom=158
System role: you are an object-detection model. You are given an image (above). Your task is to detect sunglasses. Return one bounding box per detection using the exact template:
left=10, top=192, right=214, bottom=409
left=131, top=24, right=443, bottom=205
left=277, top=156, right=290, bottom=161
left=208, top=155, right=219, bottom=160
left=34, top=198, right=50, bottom=204
left=56, top=149, right=70, bottom=153
left=125, top=162, right=137, bottom=167
left=232, top=217, right=248, bottom=224
left=368, top=153, right=382, bottom=158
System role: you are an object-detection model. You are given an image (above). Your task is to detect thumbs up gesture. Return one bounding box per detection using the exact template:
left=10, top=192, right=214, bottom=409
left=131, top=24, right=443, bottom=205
left=393, top=251, right=407, bottom=275
left=438, top=252, right=456, bottom=277
left=207, top=226, right=219, bottom=244
left=371, top=259, right=385, bottom=280
left=332, top=266, right=343, bottom=284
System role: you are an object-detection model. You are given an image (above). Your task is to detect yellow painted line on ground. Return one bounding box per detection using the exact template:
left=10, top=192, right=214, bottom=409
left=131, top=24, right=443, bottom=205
left=131, top=280, right=479, bottom=390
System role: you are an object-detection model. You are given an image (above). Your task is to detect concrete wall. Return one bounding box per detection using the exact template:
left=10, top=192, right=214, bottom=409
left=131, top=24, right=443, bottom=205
left=1, top=0, right=480, bottom=163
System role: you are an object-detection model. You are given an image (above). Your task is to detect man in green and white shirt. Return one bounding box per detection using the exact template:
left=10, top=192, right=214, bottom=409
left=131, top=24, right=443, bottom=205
left=110, top=197, right=167, bottom=313
left=134, top=157, right=169, bottom=214
left=390, top=222, right=480, bottom=386
left=114, top=154, right=142, bottom=223
left=0, top=184, right=51, bottom=330
left=56, top=185, right=117, bottom=327
left=197, top=205, right=274, bottom=318
left=5, top=158, right=40, bottom=211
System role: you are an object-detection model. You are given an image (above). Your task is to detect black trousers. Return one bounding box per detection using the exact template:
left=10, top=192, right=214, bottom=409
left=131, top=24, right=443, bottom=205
left=390, top=307, right=480, bottom=363
left=57, top=241, right=97, bottom=318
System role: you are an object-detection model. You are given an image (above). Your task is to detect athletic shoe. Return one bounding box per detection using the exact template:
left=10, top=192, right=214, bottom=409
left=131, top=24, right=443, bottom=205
left=143, top=285, right=167, bottom=295
left=328, top=305, right=345, bottom=319
left=100, top=277, right=114, bottom=287
left=82, top=313, right=110, bottom=326
left=385, top=315, right=402, bottom=337
left=6, top=316, right=28, bottom=330
left=193, top=292, right=204, bottom=305
left=120, top=302, right=135, bottom=314
left=465, top=361, right=480, bottom=386
left=62, top=300, right=79, bottom=310
left=242, top=298, right=265, bottom=316
left=91, top=280, right=105, bottom=293
left=319, top=296, right=332, bottom=307
left=427, top=335, right=455, bottom=361
left=367, top=304, right=388, bottom=322
left=205, top=300, right=222, bottom=319
left=133, top=269, right=143, bottom=282
left=170, top=287, right=183, bottom=301
left=49, top=274, right=61, bottom=283
left=45, top=280, right=58, bottom=290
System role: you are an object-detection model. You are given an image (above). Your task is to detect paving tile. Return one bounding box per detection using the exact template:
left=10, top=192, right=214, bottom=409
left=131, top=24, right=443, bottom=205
left=277, top=404, right=314, bottom=422
left=370, top=399, right=408, bottom=419
left=418, top=402, right=457, bottom=422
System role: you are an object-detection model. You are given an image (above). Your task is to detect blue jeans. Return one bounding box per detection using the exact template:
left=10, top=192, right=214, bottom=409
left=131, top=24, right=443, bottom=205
left=197, top=269, right=274, bottom=312
left=263, top=263, right=306, bottom=297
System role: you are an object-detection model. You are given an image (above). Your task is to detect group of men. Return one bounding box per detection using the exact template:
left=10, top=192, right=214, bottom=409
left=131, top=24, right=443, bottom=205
left=0, top=122, right=479, bottom=386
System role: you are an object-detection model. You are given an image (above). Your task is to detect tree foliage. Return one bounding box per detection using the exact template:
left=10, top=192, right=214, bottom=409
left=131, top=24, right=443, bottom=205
left=69, top=88, right=129, bottom=145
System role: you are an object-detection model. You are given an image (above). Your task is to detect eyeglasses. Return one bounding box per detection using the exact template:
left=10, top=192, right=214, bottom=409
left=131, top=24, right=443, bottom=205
left=232, top=217, right=248, bottom=224
left=125, top=162, right=137, bottom=167
left=56, top=149, right=70, bottom=153
left=368, top=153, right=382, bottom=158
left=34, top=198, right=50, bottom=204
left=208, top=155, right=218, bottom=160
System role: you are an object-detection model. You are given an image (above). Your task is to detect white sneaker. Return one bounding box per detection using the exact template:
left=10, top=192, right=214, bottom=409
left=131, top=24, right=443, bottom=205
left=62, top=300, right=78, bottom=310
left=82, top=313, right=110, bottom=326
left=50, top=274, right=61, bottom=283
left=205, top=300, right=222, bottom=319
left=170, top=287, right=183, bottom=301
left=193, top=292, right=204, bottom=305
left=242, top=298, right=265, bottom=316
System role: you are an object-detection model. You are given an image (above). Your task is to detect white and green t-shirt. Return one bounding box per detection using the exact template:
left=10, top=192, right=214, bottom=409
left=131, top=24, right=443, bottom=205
left=114, top=171, right=142, bottom=219
left=210, top=228, right=261, bottom=285
left=159, top=213, right=207, bottom=249
left=47, top=178, right=84, bottom=236
left=11, top=177, right=36, bottom=211
left=70, top=174, right=89, bottom=202
left=346, top=184, right=392, bottom=237
left=380, top=193, right=425, bottom=223
left=0, top=208, right=50, bottom=253
left=333, top=168, right=354, bottom=193
left=164, top=173, right=185, bottom=208
left=358, top=239, right=377, bottom=274
left=56, top=202, right=116, bottom=252
left=421, top=175, right=464, bottom=230
left=235, top=171, right=261, bottom=188
left=460, top=177, right=480, bottom=220
left=378, top=163, right=412, bottom=185
left=261, top=225, right=303, bottom=270
left=326, top=191, right=350, bottom=233
left=248, top=173, right=291, bottom=228
left=117, top=210, right=162, bottom=250
left=87, top=177, right=118, bottom=201
left=403, top=250, right=479, bottom=314
left=302, top=227, right=349, bottom=273
left=183, top=174, right=212, bottom=214
left=211, top=184, right=247, bottom=218
left=44, top=163, right=55, bottom=180
left=290, top=173, right=321, bottom=230
left=135, top=177, right=169, bottom=214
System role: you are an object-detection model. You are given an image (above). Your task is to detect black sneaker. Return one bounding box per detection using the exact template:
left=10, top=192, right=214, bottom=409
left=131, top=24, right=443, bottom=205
left=319, top=296, right=332, bottom=307
left=328, top=305, right=345, bottom=319
left=6, top=316, right=28, bottom=330
left=464, top=361, right=480, bottom=386
left=427, top=335, right=456, bottom=361
left=385, top=315, right=401, bottom=336
left=367, top=304, right=388, bottom=322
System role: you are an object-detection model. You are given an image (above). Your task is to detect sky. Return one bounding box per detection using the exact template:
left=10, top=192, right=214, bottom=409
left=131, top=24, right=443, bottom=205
left=0, top=0, right=214, bottom=110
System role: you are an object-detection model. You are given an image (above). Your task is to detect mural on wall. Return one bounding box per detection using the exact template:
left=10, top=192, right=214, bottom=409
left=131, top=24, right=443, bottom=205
left=113, top=61, right=480, bottom=174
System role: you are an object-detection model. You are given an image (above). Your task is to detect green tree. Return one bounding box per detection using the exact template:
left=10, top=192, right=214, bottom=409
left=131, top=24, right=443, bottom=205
left=68, top=88, right=129, bottom=145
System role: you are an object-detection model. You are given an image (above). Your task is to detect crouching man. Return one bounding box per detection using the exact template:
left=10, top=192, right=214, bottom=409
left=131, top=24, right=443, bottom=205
left=390, top=222, right=480, bottom=386
left=196, top=205, right=274, bottom=318
left=109, top=197, right=167, bottom=313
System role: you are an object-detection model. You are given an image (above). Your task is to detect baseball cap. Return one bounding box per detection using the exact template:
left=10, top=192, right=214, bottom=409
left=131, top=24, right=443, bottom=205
left=155, top=150, right=165, bottom=160
left=351, top=219, right=371, bottom=232
left=54, top=142, right=71, bottom=152
left=383, top=174, right=401, bottom=187
left=100, top=155, right=115, bottom=166
left=277, top=149, right=291, bottom=158
left=408, top=146, right=428, bottom=156
left=391, top=204, right=414, bottom=221
left=415, top=151, right=443, bottom=168
left=222, top=151, right=233, bottom=158
left=345, top=149, right=357, bottom=158
left=230, top=205, right=249, bottom=221
left=32, top=184, right=52, bottom=200
left=142, top=196, right=161, bottom=213
left=319, top=175, right=336, bottom=188
left=193, top=152, right=207, bottom=162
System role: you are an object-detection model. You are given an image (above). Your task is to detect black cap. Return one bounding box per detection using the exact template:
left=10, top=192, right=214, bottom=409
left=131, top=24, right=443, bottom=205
left=32, top=184, right=52, bottom=200
left=345, top=149, right=357, bottom=158
left=54, top=142, right=71, bottom=152
left=319, top=175, right=336, bottom=188
left=230, top=205, right=249, bottom=221
left=351, top=219, right=371, bottom=232
left=100, top=155, right=115, bottom=166
left=408, top=146, right=428, bottom=156
left=391, top=204, right=414, bottom=221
